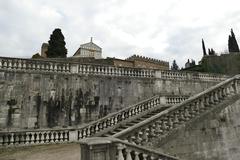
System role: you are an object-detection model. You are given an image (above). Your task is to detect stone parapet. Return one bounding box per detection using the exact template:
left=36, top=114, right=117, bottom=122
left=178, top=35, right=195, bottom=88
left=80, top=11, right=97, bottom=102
left=80, top=137, right=180, bottom=160
left=0, top=56, right=229, bottom=81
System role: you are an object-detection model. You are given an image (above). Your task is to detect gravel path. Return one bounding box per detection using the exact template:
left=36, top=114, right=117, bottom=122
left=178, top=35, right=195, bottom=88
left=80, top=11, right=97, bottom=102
left=0, top=143, right=80, bottom=160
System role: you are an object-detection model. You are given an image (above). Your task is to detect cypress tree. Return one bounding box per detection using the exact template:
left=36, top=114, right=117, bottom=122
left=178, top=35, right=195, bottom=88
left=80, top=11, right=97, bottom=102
left=208, top=48, right=211, bottom=55
left=228, top=29, right=240, bottom=53
left=46, top=28, right=67, bottom=58
left=202, top=39, right=207, bottom=56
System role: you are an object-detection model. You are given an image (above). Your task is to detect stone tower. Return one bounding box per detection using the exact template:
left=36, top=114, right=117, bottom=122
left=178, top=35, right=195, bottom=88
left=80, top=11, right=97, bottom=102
left=41, top=43, right=49, bottom=58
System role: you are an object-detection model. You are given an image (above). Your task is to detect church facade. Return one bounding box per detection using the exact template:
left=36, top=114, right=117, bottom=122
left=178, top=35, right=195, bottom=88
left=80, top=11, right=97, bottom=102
left=73, top=38, right=102, bottom=59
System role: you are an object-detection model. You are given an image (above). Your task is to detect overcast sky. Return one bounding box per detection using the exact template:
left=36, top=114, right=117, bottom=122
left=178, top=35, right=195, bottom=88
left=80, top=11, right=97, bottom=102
left=1, top=0, right=240, bottom=67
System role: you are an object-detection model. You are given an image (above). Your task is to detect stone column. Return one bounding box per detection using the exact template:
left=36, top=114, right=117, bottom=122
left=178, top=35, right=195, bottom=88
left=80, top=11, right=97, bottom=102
left=80, top=138, right=115, bottom=160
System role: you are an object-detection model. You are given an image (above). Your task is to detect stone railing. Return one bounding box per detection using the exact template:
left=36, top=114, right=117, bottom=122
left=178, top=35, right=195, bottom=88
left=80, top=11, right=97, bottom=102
left=156, top=70, right=228, bottom=81
left=80, top=137, right=180, bottom=160
left=0, top=129, right=72, bottom=146
left=112, top=75, right=240, bottom=145
left=78, top=64, right=154, bottom=77
left=163, top=95, right=189, bottom=105
left=76, top=95, right=162, bottom=139
left=0, top=56, right=71, bottom=73
left=0, top=56, right=229, bottom=81
left=0, top=94, right=187, bottom=147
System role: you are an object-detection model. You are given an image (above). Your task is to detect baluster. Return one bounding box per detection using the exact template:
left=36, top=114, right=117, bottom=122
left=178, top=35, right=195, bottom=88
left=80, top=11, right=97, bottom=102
left=142, top=154, right=148, bottom=160
left=121, top=112, right=125, bottom=120
left=234, top=80, right=239, bottom=93
left=43, top=132, right=47, bottom=143
left=204, top=96, right=210, bottom=107
left=114, top=116, right=118, bottom=125
left=78, top=130, right=83, bottom=139
left=25, top=133, right=29, bottom=144
left=222, top=87, right=226, bottom=97
left=150, top=156, right=155, bottom=160
left=230, top=83, right=235, bottom=94
left=209, top=93, right=215, bottom=104
left=82, top=128, right=87, bottom=138
left=218, top=89, right=223, bottom=100
left=48, top=132, right=52, bottom=143
left=8, top=133, right=14, bottom=145
left=116, top=144, right=125, bottom=160
left=59, top=131, right=63, bottom=142
left=103, top=120, right=107, bottom=129
left=9, top=60, right=12, bottom=69
left=134, top=151, right=140, bottom=160
left=214, top=91, right=219, bottom=103
left=35, top=133, right=39, bottom=144
left=95, top=123, right=100, bottom=132
left=29, top=133, right=34, bottom=144
left=98, top=122, right=103, bottom=131
left=87, top=127, right=91, bottom=137
left=126, top=148, right=133, bottom=160
left=226, top=86, right=231, bottom=95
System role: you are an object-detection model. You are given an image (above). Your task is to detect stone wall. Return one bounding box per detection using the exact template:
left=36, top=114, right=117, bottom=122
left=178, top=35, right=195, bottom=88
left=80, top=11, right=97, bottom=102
left=158, top=95, right=240, bottom=160
left=0, top=69, right=219, bottom=131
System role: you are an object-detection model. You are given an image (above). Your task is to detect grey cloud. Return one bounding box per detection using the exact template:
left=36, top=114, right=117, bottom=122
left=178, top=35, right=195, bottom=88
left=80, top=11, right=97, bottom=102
left=1, top=0, right=240, bottom=68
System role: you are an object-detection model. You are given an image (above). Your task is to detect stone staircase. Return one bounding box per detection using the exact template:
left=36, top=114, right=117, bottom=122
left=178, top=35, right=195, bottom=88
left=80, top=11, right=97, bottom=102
left=78, top=75, right=240, bottom=160
left=109, top=75, right=240, bottom=149
left=100, top=105, right=170, bottom=137
left=1, top=75, right=240, bottom=160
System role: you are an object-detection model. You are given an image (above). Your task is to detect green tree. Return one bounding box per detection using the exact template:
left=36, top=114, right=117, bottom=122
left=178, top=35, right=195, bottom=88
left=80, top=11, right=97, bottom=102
left=46, top=28, right=67, bottom=58
left=202, top=39, right=207, bottom=56
left=228, top=28, right=240, bottom=53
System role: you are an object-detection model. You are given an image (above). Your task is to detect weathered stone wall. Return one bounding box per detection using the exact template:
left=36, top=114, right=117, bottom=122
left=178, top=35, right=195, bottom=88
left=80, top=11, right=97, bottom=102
left=0, top=70, right=219, bottom=131
left=158, top=95, right=240, bottom=160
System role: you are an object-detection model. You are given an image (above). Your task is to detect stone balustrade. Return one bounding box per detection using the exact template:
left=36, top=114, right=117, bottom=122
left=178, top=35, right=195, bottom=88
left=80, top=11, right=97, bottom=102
left=112, top=75, right=240, bottom=146
left=78, top=64, right=154, bottom=77
left=0, top=56, right=71, bottom=73
left=163, top=95, right=189, bottom=105
left=0, top=56, right=228, bottom=81
left=0, top=129, right=71, bottom=146
left=80, top=137, right=180, bottom=160
left=0, top=94, right=188, bottom=147
left=156, top=70, right=228, bottom=81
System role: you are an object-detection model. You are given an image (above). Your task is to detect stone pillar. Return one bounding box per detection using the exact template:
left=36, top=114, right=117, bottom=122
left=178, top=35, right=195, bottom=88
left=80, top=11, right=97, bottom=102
left=80, top=138, right=115, bottom=160
left=160, top=96, right=167, bottom=104
left=70, top=64, right=79, bottom=73
left=69, top=130, right=78, bottom=142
